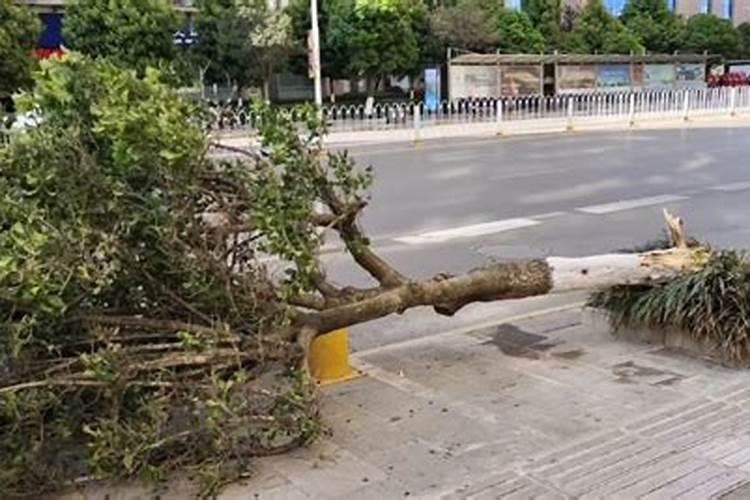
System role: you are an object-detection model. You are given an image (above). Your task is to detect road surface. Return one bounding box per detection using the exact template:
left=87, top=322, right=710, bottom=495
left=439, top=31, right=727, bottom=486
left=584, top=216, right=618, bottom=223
left=317, top=126, right=750, bottom=350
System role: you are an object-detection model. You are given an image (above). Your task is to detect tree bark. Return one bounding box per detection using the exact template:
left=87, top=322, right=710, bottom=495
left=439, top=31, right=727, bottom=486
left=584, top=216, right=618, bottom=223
left=310, top=245, right=707, bottom=334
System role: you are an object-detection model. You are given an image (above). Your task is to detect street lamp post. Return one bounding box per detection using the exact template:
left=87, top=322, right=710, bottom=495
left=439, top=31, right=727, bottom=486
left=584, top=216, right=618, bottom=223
left=309, top=0, right=323, bottom=107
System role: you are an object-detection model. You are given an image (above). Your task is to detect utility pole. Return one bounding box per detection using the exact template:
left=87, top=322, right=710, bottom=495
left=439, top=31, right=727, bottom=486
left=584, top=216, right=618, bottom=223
left=309, top=0, right=323, bottom=107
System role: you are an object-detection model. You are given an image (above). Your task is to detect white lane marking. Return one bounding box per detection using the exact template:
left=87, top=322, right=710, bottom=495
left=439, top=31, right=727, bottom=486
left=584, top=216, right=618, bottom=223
left=394, top=218, right=541, bottom=245
left=530, top=211, right=567, bottom=220
left=680, top=153, right=714, bottom=171
left=710, top=181, right=750, bottom=192
left=576, top=194, right=688, bottom=215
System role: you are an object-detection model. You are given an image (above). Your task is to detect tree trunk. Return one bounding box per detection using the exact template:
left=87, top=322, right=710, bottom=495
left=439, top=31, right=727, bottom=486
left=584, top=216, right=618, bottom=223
left=311, top=245, right=707, bottom=334
left=366, top=75, right=379, bottom=97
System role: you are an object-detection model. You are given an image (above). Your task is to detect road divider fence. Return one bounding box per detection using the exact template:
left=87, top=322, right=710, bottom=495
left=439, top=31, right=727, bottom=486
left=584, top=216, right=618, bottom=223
left=209, top=86, right=750, bottom=141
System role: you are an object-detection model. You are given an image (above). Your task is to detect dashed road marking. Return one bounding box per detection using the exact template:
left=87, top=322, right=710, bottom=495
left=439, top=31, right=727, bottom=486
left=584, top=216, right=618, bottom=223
left=576, top=194, right=688, bottom=215
left=394, top=218, right=541, bottom=245
left=710, top=181, right=750, bottom=192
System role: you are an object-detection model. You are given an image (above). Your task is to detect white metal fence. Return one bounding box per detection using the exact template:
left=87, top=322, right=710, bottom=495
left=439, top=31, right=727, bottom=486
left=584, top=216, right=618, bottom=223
left=208, top=87, right=750, bottom=135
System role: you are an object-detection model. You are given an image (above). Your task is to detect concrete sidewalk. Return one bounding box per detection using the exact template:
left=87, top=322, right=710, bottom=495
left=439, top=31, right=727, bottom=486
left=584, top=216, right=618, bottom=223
left=219, top=305, right=750, bottom=500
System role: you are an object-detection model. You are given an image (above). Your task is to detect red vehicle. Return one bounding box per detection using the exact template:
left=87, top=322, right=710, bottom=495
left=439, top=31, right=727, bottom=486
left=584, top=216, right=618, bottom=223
left=708, top=72, right=750, bottom=87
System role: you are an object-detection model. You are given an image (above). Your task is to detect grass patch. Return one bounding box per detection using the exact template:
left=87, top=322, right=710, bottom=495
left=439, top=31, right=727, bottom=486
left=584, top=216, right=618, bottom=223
left=590, top=247, right=750, bottom=365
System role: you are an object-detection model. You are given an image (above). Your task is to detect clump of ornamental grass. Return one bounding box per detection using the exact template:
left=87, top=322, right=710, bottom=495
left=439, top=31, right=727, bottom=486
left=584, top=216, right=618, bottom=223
left=590, top=240, right=750, bottom=364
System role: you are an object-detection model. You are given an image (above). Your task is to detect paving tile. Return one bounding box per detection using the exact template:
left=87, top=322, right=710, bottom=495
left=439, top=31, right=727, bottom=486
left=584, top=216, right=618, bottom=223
left=640, top=464, right=729, bottom=499
left=674, top=471, right=750, bottom=499
left=578, top=452, right=695, bottom=499
left=601, top=457, right=709, bottom=498
left=264, top=440, right=387, bottom=499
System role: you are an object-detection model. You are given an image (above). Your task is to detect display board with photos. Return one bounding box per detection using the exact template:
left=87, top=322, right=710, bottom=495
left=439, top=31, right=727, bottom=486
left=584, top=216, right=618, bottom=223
left=557, top=65, right=597, bottom=93
left=500, top=65, right=542, bottom=96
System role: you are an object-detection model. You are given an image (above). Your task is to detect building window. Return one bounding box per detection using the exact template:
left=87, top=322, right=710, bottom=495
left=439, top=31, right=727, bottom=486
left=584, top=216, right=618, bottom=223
left=667, top=0, right=677, bottom=11
left=722, top=0, right=733, bottom=18
left=699, top=0, right=711, bottom=13
left=506, top=0, right=521, bottom=11
left=604, top=0, right=626, bottom=16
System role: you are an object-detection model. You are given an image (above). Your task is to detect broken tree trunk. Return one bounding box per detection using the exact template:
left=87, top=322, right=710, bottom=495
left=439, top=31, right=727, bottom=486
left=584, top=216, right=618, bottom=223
left=307, top=211, right=709, bottom=334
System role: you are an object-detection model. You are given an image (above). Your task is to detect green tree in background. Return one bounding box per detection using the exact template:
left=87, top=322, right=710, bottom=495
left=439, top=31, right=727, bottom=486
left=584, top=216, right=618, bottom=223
left=620, top=0, right=685, bottom=53
left=430, top=0, right=499, bottom=52
left=738, top=22, right=750, bottom=58
left=408, top=0, right=443, bottom=67
left=64, top=0, right=178, bottom=73
left=239, top=0, right=294, bottom=99
left=342, top=0, right=421, bottom=94
left=192, top=0, right=256, bottom=89
left=191, top=0, right=292, bottom=96
left=523, top=0, right=562, bottom=49
left=564, top=0, right=643, bottom=54
left=494, top=8, right=545, bottom=53
left=682, top=14, right=743, bottom=58
left=287, top=0, right=361, bottom=81
left=288, top=0, right=429, bottom=94
left=0, top=0, right=40, bottom=99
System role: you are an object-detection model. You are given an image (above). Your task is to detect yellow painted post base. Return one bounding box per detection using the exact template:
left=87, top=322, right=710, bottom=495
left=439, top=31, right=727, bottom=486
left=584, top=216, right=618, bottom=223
left=308, top=328, right=361, bottom=385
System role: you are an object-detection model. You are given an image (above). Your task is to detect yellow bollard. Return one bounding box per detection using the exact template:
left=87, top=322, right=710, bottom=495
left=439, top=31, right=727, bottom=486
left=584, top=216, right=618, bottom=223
left=308, top=328, right=360, bottom=385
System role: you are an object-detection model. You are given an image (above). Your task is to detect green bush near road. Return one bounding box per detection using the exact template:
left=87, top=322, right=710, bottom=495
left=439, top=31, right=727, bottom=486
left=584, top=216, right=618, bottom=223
left=0, top=54, right=319, bottom=498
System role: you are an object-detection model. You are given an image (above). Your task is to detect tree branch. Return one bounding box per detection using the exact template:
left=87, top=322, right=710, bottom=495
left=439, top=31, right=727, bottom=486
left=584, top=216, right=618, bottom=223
left=312, top=245, right=709, bottom=334
left=317, top=183, right=406, bottom=288
left=79, top=314, right=240, bottom=341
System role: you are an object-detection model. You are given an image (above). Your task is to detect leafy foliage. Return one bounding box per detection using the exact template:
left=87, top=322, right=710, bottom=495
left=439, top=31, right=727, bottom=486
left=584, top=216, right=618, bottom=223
left=590, top=250, right=750, bottom=365
left=0, top=54, right=343, bottom=497
left=64, top=0, right=179, bottom=73
left=344, top=0, right=422, bottom=84
left=682, top=14, right=744, bottom=59
left=0, top=0, right=40, bottom=98
left=494, top=8, right=546, bottom=54
left=289, top=0, right=428, bottom=90
left=620, top=0, right=685, bottom=54
left=739, top=22, right=750, bottom=58
left=190, top=0, right=293, bottom=94
left=523, top=0, right=562, bottom=49
left=564, top=0, right=643, bottom=54
left=192, top=0, right=257, bottom=88
left=430, top=0, right=499, bottom=52
left=287, top=0, right=351, bottom=79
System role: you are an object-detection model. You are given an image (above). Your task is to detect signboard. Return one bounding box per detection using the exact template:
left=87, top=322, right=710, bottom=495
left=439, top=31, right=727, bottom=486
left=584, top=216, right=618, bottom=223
left=644, top=64, right=675, bottom=89
left=596, top=65, right=631, bottom=92
left=501, top=65, right=541, bottom=96
left=728, top=63, right=750, bottom=76
left=557, top=65, right=597, bottom=93
left=449, top=65, right=499, bottom=99
left=675, top=64, right=706, bottom=88
left=424, top=68, right=441, bottom=112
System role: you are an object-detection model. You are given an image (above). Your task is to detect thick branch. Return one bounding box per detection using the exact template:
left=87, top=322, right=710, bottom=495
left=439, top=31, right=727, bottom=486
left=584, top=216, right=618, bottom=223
left=318, top=184, right=406, bottom=288
left=312, top=246, right=708, bottom=334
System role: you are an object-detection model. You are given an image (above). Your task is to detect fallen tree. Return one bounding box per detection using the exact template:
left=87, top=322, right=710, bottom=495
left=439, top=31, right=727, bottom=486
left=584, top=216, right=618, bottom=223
left=0, top=54, right=710, bottom=498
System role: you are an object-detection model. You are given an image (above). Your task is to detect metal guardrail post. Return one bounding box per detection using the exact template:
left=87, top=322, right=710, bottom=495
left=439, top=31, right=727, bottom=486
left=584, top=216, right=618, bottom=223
left=413, top=104, right=422, bottom=145
left=566, top=97, right=573, bottom=131
left=628, top=93, right=635, bottom=126
left=496, top=99, right=504, bottom=136
left=682, top=91, right=690, bottom=122
left=730, top=87, right=737, bottom=117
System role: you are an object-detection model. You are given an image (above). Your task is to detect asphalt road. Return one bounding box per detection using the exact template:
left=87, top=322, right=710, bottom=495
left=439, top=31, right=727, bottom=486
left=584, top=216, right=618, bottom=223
left=317, top=126, right=750, bottom=350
